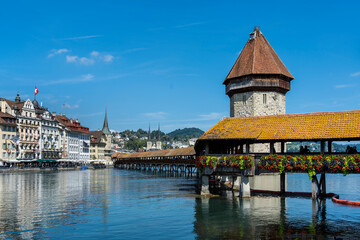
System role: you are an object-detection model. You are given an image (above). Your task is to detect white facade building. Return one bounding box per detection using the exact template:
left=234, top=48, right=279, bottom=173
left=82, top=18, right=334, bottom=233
left=39, top=110, right=62, bottom=160
left=17, top=99, right=41, bottom=160
left=55, top=114, right=90, bottom=162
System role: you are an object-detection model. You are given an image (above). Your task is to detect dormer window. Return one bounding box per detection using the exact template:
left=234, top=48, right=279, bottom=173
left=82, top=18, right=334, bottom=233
left=249, top=32, right=256, bottom=40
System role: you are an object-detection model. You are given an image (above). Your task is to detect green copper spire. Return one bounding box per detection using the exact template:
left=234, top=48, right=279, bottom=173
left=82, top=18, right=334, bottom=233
left=102, top=106, right=111, bottom=135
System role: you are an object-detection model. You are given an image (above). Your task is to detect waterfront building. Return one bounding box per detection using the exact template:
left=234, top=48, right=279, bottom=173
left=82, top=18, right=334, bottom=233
left=0, top=112, right=17, bottom=162
left=16, top=99, right=41, bottom=160
left=38, top=110, right=62, bottom=160
left=89, top=108, right=113, bottom=161
left=1, top=94, right=43, bottom=160
left=55, top=114, right=90, bottom=162
left=0, top=93, right=24, bottom=116
left=1, top=93, right=94, bottom=163
left=89, top=130, right=106, bottom=160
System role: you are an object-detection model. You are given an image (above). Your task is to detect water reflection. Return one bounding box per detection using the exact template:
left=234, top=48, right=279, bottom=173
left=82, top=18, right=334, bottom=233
left=0, top=170, right=110, bottom=239
left=0, top=169, right=359, bottom=239
left=193, top=196, right=360, bottom=239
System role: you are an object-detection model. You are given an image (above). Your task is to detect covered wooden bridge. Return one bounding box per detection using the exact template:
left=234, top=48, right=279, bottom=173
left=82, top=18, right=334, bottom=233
left=195, top=110, right=360, bottom=198
left=112, top=147, right=197, bottom=173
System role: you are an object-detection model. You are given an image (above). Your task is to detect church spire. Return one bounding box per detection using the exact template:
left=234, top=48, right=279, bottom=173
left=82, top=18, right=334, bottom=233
left=102, top=106, right=111, bottom=135
left=148, top=123, right=151, bottom=140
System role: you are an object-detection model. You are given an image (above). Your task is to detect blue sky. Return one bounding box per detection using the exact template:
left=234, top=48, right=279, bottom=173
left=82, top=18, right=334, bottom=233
left=0, top=0, right=359, bottom=133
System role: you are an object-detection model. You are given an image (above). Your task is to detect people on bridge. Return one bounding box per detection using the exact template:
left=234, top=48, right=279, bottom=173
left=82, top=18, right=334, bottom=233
left=300, top=146, right=310, bottom=154
left=346, top=146, right=358, bottom=154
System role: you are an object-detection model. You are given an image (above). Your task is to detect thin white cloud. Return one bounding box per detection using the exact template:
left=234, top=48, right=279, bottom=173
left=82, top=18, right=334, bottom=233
left=197, top=112, right=225, bottom=121
left=143, top=112, right=168, bottom=119
left=44, top=74, right=95, bottom=85
left=82, top=73, right=95, bottom=81
left=103, top=54, right=114, bottom=62
left=152, top=67, right=178, bottom=75
left=63, top=103, right=80, bottom=109
left=66, top=51, right=113, bottom=65
left=62, top=35, right=102, bottom=40
left=123, top=48, right=148, bottom=53
left=66, top=55, right=78, bottom=63
left=73, top=112, right=103, bottom=117
left=335, top=84, right=356, bottom=89
left=174, top=22, right=205, bottom=28
left=138, top=112, right=225, bottom=125
left=350, top=72, right=360, bottom=77
left=43, top=73, right=127, bottom=86
left=66, top=55, right=95, bottom=65
left=48, top=48, right=69, bottom=58
left=91, top=51, right=100, bottom=57
left=79, top=57, right=95, bottom=65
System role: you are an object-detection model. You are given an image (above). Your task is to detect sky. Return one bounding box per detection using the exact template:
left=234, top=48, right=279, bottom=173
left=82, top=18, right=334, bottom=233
left=0, top=0, right=359, bottom=133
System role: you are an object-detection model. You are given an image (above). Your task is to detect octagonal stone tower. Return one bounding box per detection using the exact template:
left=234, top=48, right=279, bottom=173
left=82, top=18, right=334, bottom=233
left=224, top=27, right=294, bottom=118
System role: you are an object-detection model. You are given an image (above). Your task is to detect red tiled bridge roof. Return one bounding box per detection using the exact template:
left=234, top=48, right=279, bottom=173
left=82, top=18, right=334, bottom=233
left=198, top=110, right=360, bottom=142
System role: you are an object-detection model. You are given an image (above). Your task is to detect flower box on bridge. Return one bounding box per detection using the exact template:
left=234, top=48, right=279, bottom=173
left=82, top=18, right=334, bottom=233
left=257, top=154, right=360, bottom=178
left=196, top=155, right=254, bottom=176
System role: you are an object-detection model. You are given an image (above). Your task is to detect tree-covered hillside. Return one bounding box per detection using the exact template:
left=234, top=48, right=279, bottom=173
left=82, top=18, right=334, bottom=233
left=113, top=127, right=204, bottom=151
left=167, top=128, right=205, bottom=141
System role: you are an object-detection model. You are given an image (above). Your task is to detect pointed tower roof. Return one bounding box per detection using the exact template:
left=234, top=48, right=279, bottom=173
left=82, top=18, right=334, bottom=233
left=158, top=123, right=161, bottom=141
left=102, top=106, right=111, bottom=135
left=15, top=92, right=21, bottom=103
left=224, top=27, right=293, bottom=85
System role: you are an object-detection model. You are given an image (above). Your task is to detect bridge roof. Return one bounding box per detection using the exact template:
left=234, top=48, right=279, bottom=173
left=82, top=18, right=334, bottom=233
left=112, top=146, right=195, bottom=159
left=198, top=110, right=360, bottom=142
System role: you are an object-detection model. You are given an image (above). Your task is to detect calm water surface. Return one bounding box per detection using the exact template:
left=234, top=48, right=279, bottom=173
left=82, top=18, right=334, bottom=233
left=0, top=169, right=359, bottom=239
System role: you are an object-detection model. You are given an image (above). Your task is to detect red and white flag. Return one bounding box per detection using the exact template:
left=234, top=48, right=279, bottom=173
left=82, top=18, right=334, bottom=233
left=35, top=86, right=39, bottom=95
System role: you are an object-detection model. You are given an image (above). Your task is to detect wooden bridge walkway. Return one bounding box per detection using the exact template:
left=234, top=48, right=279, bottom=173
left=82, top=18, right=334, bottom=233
left=112, top=147, right=197, bottom=174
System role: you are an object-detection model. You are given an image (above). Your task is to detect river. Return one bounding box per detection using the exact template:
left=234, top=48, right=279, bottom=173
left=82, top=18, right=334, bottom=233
left=0, top=169, right=359, bottom=239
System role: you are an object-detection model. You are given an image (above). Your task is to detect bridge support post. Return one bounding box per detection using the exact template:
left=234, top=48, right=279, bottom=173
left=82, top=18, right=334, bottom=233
left=280, top=172, right=286, bottom=194
left=240, top=174, right=251, bottom=198
left=233, top=176, right=241, bottom=197
left=201, top=175, right=210, bottom=195
left=320, top=173, right=326, bottom=196
left=312, top=175, right=319, bottom=199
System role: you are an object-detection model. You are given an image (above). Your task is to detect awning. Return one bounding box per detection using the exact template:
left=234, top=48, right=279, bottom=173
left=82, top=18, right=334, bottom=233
left=37, top=159, right=57, bottom=163
left=16, top=159, right=37, bottom=162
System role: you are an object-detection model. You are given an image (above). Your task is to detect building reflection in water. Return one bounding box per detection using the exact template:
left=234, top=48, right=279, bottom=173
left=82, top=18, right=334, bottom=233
left=0, top=170, right=110, bottom=239
left=193, top=196, right=358, bottom=239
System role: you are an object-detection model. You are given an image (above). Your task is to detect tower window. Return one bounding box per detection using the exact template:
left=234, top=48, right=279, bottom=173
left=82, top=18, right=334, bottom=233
left=263, top=94, right=267, bottom=104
